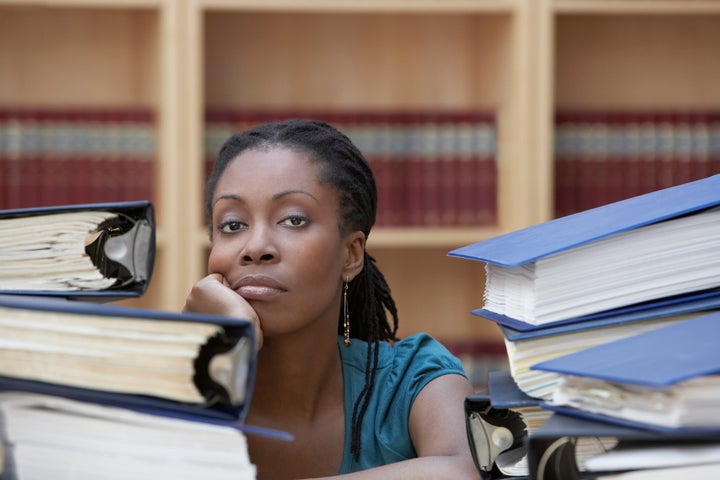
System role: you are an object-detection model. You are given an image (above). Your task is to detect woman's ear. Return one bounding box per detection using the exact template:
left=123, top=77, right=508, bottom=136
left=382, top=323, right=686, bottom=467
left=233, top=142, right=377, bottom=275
left=344, top=231, right=366, bottom=280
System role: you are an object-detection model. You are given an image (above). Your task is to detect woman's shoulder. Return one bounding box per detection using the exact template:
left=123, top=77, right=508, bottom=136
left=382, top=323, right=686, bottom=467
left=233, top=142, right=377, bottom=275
left=340, top=333, right=464, bottom=375
left=390, top=333, right=465, bottom=373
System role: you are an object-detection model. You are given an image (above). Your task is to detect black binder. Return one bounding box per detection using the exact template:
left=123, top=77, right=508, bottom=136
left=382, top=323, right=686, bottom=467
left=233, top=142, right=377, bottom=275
left=0, top=200, right=155, bottom=301
left=527, top=413, right=720, bottom=480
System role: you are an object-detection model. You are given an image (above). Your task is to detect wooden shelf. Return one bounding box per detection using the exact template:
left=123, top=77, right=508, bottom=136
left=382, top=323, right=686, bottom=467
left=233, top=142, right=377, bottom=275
left=553, top=0, right=720, bottom=14
left=196, top=0, right=520, bottom=14
left=554, top=14, right=720, bottom=110
left=0, top=0, right=162, bottom=7
left=368, top=227, right=501, bottom=249
left=5, top=0, right=720, bottom=343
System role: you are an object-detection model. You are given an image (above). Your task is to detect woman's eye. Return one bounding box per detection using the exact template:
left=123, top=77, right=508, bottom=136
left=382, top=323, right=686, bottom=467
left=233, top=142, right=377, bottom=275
left=218, top=220, right=245, bottom=233
left=280, top=215, right=308, bottom=227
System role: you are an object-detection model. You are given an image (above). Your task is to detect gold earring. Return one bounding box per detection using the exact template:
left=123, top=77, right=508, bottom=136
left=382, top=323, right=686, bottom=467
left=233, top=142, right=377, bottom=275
left=343, top=275, right=351, bottom=347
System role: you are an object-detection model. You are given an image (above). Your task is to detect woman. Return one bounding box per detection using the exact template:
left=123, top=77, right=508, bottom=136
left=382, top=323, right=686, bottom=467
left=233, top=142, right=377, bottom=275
left=184, top=119, right=480, bottom=479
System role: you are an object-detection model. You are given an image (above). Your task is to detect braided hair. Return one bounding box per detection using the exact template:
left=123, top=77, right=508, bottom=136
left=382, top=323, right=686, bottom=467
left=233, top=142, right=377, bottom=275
left=205, top=118, right=400, bottom=461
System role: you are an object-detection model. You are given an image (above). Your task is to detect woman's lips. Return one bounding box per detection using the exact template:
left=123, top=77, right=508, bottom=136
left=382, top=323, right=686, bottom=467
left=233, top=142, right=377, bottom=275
left=233, top=275, right=286, bottom=300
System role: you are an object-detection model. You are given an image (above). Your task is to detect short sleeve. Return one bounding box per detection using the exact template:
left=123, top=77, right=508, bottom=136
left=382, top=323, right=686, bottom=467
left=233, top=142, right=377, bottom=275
left=339, top=333, right=468, bottom=473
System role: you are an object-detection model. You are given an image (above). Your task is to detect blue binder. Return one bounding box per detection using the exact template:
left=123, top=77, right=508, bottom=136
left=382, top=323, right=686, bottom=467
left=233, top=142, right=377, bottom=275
left=531, top=312, right=720, bottom=435
left=449, top=174, right=720, bottom=330
left=531, top=311, right=720, bottom=387
left=448, top=174, right=720, bottom=268
left=526, top=413, right=720, bottom=480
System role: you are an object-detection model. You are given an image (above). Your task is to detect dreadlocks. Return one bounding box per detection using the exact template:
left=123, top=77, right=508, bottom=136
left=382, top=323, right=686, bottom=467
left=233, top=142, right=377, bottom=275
left=205, top=118, right=400, bottom=461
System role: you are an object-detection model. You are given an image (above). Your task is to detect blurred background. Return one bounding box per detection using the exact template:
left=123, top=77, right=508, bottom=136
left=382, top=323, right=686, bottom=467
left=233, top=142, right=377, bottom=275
left=2, top=0, right=720, bottom=389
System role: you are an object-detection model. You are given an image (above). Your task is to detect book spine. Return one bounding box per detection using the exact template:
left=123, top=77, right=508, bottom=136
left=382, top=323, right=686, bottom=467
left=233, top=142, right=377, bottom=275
left=690, top=112, right=711, bottom=181
left=404, top=112, right=425, bottom=226
left=554, top=112, right=576, bottom=217
left=709, top=113, right=720, bottom=179
left=420, top=113, right=441, bottom=226
left=474, top=114, right=498, bottom=226
left=604, top=112, right=626, bottom=205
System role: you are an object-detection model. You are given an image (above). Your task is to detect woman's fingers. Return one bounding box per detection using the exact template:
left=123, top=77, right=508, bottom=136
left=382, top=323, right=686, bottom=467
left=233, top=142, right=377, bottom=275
left=184, top=274, right=264, bottom=350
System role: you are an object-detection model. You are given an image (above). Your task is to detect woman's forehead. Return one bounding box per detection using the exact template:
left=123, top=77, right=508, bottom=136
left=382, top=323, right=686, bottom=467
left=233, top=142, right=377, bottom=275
left=214, top=147, right=333, bottom=199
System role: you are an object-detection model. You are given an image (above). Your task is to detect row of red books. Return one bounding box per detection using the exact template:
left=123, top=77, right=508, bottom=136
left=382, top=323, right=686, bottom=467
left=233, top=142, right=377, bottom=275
left=0, top=109, right=155, bottom=210
left=554, top=111, right=720, bottom=217
left=9, top=107, right=717, bottom=225
left=204, top=109, right=499, bottom=227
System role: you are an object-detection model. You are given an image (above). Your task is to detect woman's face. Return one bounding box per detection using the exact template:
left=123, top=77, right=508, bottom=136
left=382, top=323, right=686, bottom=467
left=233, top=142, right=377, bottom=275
left=208, top=146, right=356, bottom=339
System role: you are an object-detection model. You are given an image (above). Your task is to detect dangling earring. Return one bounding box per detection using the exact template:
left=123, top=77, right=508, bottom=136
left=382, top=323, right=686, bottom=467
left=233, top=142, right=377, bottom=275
left=343, top=275, right=351, bottom=347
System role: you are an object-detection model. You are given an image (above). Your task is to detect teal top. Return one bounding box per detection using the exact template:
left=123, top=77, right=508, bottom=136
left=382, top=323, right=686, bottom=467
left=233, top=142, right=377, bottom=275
left=337, top=333, right=467, bottom=473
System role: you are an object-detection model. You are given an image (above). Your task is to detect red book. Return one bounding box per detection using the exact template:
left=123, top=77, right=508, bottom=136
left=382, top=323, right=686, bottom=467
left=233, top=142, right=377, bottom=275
left=689, top=112, right=711, bottom=181
left=454, top=116, right=476, bottom=226
left=386, top=113, right=410, bottom=227
left=709, top=113, right=720, bottom=178
left=554, top=111, right=577, bottom=217
left=366, top=113, right=395, bottom=227
left=15, top=109, right=43, bottom=208
left=673, top=111, right=694, bottom=186
left=416, top=112, right=442, bottom=226
left=574, top=112, right=595, bottom=212
left=404, top=112, right=427, bottom=227
left=437, top=114, right=459, bottom=226
left=653, top=111, right=676, bottom=191
left=604, top=112, right=639, bottom=204
left=473, top=114, right=498, bottom=226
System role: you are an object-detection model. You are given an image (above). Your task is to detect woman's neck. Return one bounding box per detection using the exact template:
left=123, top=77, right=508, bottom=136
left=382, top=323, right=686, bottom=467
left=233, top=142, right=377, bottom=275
left=250, top=332, right=344, bottom=421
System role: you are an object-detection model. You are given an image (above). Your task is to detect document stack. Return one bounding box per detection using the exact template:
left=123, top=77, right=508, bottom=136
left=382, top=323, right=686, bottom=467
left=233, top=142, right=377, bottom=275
left=450, top=174, right=720, bottom=479
left=0, top=201, right=260, bottom=480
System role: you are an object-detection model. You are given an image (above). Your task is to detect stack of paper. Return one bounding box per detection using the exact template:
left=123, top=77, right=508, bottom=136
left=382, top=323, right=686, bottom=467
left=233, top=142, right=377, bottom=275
left=533, top=312, right=720, bottom=431
left=0, top=392, right=256, bottom=480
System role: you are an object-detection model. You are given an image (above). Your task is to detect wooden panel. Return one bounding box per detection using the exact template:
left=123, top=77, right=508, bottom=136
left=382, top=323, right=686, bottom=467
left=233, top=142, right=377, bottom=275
left=555, top=15, right=720, bottom=108
left=0, top=6, right=158, bottom=107
left=370, top=247, right=502, bottom=342
left=203, top=11, right=513, bottom=109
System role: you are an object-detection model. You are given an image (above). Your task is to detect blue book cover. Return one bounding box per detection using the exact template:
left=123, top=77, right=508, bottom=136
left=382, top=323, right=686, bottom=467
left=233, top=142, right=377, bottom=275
left=530, top=311, right=720, bottom=387
left=448, top=174, right=720, bottom=267
left=487, top=370, right=540, bottom=408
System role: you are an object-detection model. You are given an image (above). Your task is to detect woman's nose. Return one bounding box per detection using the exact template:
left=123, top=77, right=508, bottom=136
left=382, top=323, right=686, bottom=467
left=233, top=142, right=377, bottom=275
left=239, top=224, right=278, bottom=264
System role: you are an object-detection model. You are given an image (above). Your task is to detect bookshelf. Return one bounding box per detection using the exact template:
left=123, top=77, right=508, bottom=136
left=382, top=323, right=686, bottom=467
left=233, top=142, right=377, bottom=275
left=180, top=0, right=538, bottom=352
left=0, top=0, right=184, bottom=311
left=538, top=0, right=720, bottom=215
left=3, top=0, right=720, bottom=359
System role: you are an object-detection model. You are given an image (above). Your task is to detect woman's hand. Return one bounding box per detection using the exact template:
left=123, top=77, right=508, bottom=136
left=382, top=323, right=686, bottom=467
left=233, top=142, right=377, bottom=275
left=183, top=273, right=264, bottom=350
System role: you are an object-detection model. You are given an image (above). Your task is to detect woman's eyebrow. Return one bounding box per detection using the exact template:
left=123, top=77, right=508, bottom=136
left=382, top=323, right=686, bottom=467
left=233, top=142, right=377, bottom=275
left=213, top=194, right=244, bottom=207
left=273, top=189, right=320, bottom=204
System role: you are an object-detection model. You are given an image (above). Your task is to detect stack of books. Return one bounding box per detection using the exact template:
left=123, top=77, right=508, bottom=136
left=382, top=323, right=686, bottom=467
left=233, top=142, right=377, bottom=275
left=450, top=174, right=720, bottom=479
left=0, top=201, right=262, bottom=479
